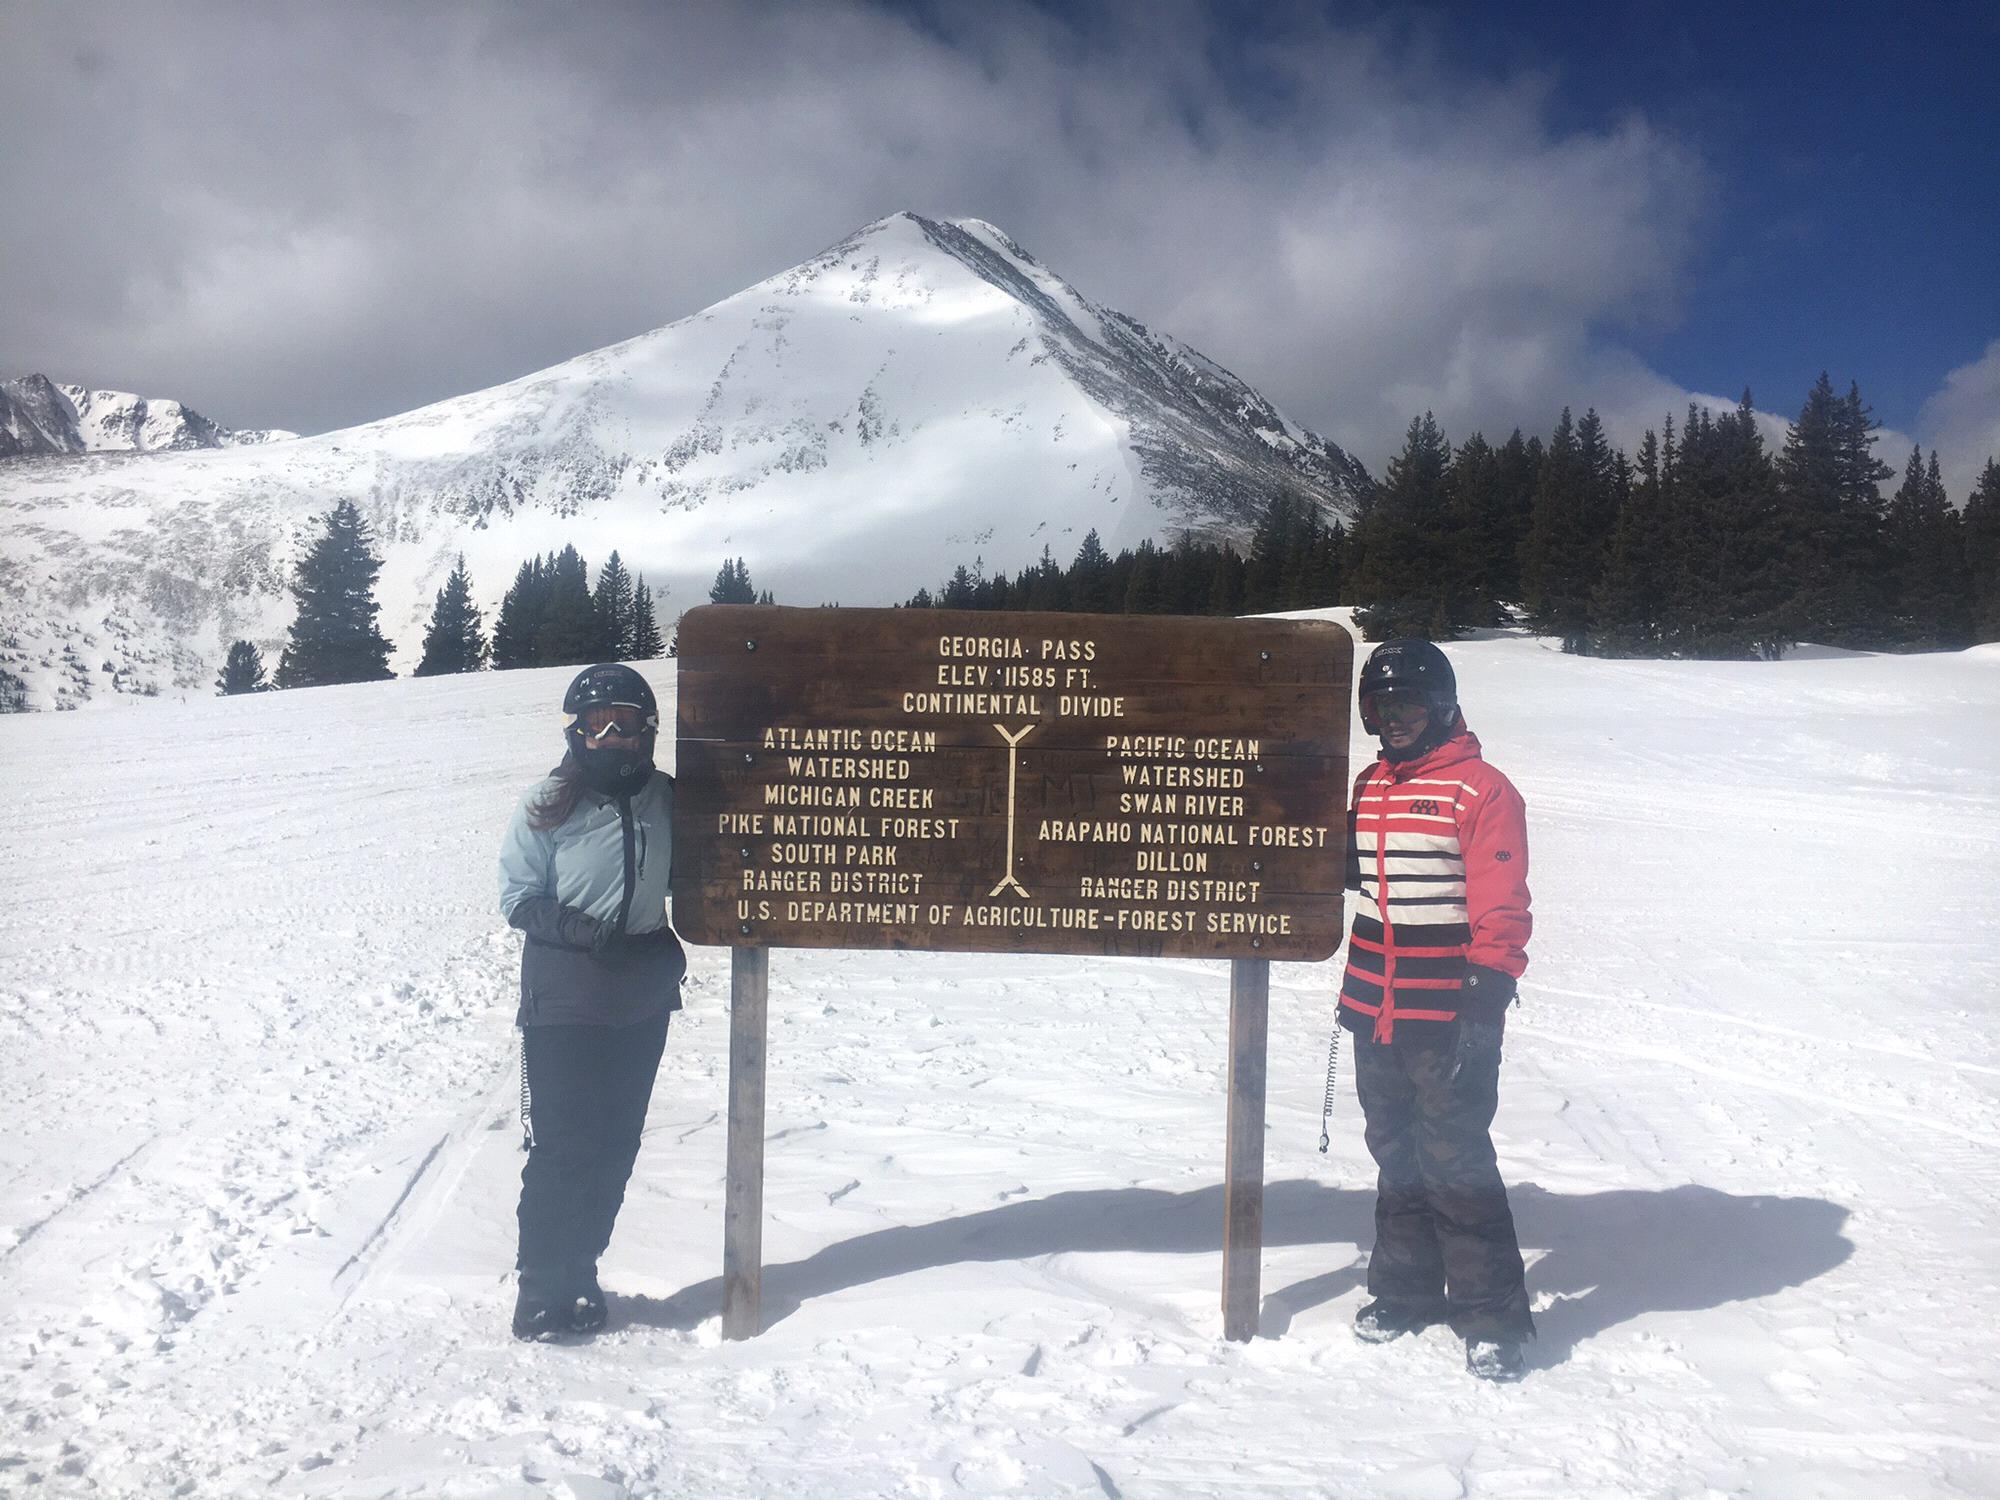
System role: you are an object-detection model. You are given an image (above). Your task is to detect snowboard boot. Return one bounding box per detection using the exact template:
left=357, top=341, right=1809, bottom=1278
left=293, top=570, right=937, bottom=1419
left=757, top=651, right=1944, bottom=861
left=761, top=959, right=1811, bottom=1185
left=569, top=1270, right=607, bottom=1336
left=513, top=1270, right=575, bottom=1342
left=1353, top=1298, right=1444, bottom=1345
left=512, top=1287, right=568, bottom=1342
left=1464, top=1337, right=1527, bottom=1382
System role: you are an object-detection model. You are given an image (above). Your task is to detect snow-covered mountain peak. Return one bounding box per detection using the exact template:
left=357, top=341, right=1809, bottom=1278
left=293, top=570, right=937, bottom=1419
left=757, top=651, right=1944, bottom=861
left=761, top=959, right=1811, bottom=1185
left=0, top=213, right=1370, bottom=710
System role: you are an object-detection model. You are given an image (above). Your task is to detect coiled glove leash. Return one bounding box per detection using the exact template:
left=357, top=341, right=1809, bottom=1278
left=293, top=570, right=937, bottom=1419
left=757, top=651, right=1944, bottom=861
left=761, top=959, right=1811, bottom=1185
left=1318, top=1024, right=1341, bottom=1153
left=519, top=1038, right=536, bottom=1151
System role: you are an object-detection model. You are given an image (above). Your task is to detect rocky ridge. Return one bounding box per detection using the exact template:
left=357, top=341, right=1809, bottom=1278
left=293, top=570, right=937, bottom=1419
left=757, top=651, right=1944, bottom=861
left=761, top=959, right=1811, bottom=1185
left=0, top=374, right=296, bottom=460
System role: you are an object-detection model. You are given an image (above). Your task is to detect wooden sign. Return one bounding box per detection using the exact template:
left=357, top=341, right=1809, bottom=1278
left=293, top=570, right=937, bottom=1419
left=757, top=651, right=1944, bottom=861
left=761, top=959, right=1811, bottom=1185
left=673, top=605, right=1351, bottom=961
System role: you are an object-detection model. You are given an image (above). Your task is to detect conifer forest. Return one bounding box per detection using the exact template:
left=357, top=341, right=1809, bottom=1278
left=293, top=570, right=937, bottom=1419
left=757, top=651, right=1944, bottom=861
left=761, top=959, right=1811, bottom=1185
left=235, top=374, right=1999, bottom=698
left=918, top=376, right=2000, bottom=656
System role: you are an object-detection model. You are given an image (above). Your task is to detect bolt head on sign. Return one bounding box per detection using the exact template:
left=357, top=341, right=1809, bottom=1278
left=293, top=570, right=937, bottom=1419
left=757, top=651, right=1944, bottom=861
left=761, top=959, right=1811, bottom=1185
left=671, top=605, right=1352, bottom=960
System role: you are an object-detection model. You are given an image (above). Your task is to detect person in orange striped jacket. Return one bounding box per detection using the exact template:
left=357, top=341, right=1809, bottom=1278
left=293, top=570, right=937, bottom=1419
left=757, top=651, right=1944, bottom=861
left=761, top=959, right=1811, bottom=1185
left=1339, top=638, right=1534, bottom=1382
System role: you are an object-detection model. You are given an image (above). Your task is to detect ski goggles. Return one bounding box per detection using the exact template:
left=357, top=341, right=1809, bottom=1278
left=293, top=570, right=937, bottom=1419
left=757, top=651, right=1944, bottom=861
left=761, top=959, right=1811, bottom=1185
left=572, top=704, right=658, bottom=741
left=1359, top=690, right=1432, bottom=727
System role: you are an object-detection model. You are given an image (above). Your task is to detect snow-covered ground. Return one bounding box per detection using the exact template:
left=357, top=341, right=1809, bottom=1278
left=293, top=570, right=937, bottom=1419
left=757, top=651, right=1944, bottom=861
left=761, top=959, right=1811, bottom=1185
left=4, top=619, right=1998, bottom=1497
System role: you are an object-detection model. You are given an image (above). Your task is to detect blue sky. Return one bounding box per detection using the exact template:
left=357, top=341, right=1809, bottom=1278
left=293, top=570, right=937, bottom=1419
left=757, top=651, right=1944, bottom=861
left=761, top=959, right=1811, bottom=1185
left=5, top=0, right=1995, bottom=491
left=1058, top=0, right=2000, bottom=437
left=1419, top=0, right=2000, bottom=431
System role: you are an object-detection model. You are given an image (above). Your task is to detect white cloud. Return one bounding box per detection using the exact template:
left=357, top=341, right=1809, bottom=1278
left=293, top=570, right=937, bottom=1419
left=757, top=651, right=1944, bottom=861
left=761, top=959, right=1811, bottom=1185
left=1918, top=341, right=2000, bottom=503
left=0, top=0, right=1790, bottom=474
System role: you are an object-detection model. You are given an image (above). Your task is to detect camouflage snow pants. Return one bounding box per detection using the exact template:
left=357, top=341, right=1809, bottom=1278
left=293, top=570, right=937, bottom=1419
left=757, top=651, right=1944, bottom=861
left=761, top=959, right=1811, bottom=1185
left=1353, top=1029, right=1534, bottom=1342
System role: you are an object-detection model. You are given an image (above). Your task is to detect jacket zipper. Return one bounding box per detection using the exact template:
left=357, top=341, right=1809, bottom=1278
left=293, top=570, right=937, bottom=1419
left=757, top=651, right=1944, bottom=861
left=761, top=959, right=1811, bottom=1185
left=615, top=794, right=638, bottom=940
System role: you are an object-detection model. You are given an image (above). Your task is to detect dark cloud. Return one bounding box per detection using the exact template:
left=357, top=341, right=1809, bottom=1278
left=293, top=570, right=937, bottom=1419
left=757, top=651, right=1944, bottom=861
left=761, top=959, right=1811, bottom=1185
left=5, top=0, right=1739, bottom=467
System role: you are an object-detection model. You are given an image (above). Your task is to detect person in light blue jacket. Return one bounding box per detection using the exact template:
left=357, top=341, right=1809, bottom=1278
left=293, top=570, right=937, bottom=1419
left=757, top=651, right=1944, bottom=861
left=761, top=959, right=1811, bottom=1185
left=498, top=663, right=685, bottom=1341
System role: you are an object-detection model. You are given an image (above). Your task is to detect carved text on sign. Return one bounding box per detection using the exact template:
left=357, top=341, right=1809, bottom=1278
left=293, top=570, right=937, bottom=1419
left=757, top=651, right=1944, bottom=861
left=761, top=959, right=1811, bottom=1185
left=673, top=606, right=1352, bottom=960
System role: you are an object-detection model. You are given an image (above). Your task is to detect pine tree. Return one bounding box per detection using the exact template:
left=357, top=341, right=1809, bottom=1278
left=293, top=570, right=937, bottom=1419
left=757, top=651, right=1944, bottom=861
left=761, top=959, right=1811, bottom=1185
left=1245, top=493, right=1300, bottom=613
left=1442, top=432, right=1525, bottom=626
left=534, top=545, right=598, bottom=666
left=1964, top=459, right=2000, bottom=645
left=1071, top=530, right=1114, bottom=613
left=630, top=576, right=665, bottom=658
left=1206, top=543, right=1247, bottom=615
left=491, top=557, right=546, bottom=670
left=1351, top=413, right=1459, bottom=639
left=1777, top=374, right=1894, bottom=648
left=1715, top=396, right=1789, bottom=659
left=1667, top=405, right=1745, bottom=655
left=1123, top=540, right=1167, bottom=614
left=709, top=558, right=757, bottom=605
left=1159, top=537, right=1197, bottom=615
left=976, top=568, right=1010, bottom=610
left=1881, top=448, right=1971, bottom=649
left=940, top=563, right=979, bottom=609
left=592, top=550, right=636, bottom=660
left=1591, top=429, right=1670, bottom=656
left=413, top=555, right=489, bottom=676
left=1521, top=408, right=1619, bottom=652
left=1308, top=521, right=1345, bottom=608
left=273, top=500, right=395, bottom=688
left=1646, top=413, right=1697, bottom=654
left=1105, top=547, right=1136, bottom=614
left=216, top=640, right=268, bottom=695
left=1493, top=430, right=1540, bottom=606
left=1027, top=545, right=1070, bottom=612
left=1667, top=398, right=1789, bottom=658
left=1284, top=506, right=1323, bottom=610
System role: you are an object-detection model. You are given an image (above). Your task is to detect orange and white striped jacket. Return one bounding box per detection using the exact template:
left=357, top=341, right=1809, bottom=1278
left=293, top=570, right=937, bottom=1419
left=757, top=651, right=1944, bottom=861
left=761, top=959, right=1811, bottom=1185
left=1338, top=725, right=1532, bottom=1043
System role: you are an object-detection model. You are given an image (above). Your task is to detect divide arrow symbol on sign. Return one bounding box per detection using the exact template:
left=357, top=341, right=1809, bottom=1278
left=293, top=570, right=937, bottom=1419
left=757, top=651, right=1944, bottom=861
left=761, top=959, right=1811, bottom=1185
left=987, top=723, right=1036, bottom=899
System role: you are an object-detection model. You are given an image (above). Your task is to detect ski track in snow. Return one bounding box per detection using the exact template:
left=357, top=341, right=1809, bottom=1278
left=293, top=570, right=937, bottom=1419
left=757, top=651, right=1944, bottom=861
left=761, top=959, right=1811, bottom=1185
left=2, top=632, right=1998, bottom=1497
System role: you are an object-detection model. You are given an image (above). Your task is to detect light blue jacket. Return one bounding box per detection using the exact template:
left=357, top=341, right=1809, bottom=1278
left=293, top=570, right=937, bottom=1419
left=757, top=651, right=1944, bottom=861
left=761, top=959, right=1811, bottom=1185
left=500, top=770, right=676, bottom=933
left=498, top=769, right=685, bottom=1026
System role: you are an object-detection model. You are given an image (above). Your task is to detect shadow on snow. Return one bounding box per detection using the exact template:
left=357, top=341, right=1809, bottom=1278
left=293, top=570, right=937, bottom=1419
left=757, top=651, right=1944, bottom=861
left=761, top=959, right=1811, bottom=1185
left=619, top=1179, right=1850, bottom=1362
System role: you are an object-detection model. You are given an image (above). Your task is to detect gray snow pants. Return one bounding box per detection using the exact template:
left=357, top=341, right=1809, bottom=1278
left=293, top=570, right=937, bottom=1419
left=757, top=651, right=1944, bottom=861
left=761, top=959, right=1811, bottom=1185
left=1353, top=1030, right=1534, bottom=1342
left=516, top=1012, right=669, bottom=1296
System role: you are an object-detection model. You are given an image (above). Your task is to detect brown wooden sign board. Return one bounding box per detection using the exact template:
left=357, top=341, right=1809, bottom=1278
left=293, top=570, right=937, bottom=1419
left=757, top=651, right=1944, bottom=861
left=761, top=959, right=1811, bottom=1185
left=673, top=605, right=1352, bottom=961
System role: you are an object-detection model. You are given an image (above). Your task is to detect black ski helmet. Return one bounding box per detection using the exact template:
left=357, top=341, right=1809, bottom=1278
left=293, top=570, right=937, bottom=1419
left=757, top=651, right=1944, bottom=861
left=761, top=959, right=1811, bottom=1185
left=562, top=663, right=659, bottom=795
left=1358, top=638, right=1460, bottom=755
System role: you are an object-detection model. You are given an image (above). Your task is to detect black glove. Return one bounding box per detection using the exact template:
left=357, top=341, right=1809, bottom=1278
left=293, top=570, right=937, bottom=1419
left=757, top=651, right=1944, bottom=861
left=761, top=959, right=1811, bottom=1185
left=555, top=905, right=622, bottom=956
left=1459, top=963, right=1517, bottom=1022
left=1449, top=1018, right=1504, bottom=1085
left=507, top=897, right=625, bottom=955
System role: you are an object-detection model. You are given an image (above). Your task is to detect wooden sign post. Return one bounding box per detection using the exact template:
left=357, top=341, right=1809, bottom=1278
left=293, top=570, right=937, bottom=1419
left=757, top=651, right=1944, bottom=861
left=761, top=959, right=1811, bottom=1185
left=722, top=946, right=768, bottom=1342
left=1223, top=956, right=1269, bottom=1343
left=675, top=605, right=1351, bottom=1341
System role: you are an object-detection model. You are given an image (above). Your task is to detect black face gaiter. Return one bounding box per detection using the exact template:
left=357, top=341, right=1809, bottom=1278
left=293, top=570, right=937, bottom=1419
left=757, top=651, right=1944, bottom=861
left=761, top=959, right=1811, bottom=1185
left=577, top=744, right=654, bottom=796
